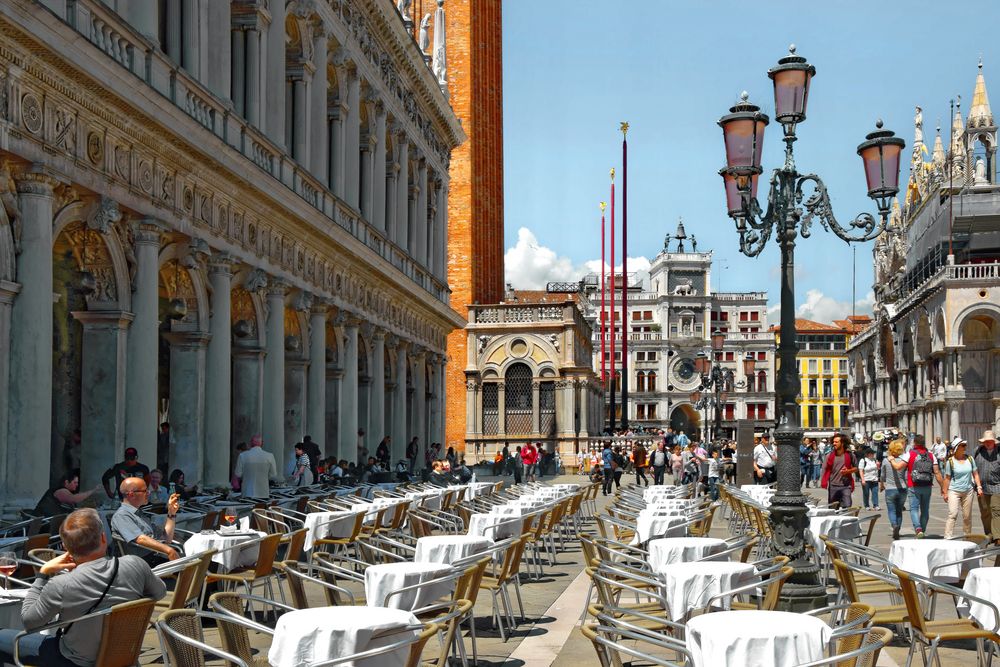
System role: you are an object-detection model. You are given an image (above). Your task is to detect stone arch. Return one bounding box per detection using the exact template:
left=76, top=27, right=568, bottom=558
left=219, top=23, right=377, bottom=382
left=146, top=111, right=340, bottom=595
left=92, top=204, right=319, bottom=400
left=933, top=309, right=947, bottom=351
left=231, top=284, right=265, bottom=344
left=158, top=242, right=209, bottom=328
left=955, top=303, right=1000, bottom=347
left=669, top=403, right=700, bottom=437
left=283, top=307, right=308, bottom=356
left=915, top=312, right=932, bottom=361
left=52, top=201, right=131, bottom=312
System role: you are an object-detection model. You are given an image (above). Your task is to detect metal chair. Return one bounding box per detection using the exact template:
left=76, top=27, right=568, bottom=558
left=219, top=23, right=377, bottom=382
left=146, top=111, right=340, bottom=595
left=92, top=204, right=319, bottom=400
left=156, top=609, right=251, bottom=667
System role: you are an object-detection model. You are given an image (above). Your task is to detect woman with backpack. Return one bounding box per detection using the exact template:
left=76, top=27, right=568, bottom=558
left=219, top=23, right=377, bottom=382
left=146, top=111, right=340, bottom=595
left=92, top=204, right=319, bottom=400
left=906, top=434, right=945, bottom=538
left=942, top=438, right=984, bottom=539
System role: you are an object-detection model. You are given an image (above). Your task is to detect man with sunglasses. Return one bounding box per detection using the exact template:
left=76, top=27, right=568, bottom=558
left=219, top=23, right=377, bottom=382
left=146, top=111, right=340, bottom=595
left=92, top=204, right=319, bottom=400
left=110, top=477, right=181, bottom=562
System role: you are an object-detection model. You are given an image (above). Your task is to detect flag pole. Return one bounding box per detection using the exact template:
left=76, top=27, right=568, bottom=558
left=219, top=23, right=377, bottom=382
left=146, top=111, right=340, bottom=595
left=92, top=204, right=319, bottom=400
left=620, top=122, right=629, bottom=432
left=609, top=168, right=616, bottom=434
left=600, top=201, right=607, bottom=386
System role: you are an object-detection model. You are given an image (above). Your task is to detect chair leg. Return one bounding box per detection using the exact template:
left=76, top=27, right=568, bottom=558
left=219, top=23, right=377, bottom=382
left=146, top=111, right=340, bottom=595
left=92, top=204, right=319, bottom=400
left=512, top=578, right=526, bottom=622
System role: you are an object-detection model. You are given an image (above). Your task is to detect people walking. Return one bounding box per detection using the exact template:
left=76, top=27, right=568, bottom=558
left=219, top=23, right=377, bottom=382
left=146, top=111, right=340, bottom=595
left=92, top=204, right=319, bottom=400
left=942, top=438, right=983, bottom=539
left=601, top=442, right=614, bottom=496
left=521, top=441, right=538, bottom=483
left=406, top=437, right=419, bottom=474
left=974, top=431, right=1000, bottom=541
left=906, top=435, right=945, bottom=538
left=651, top=442, right=667, bottom=485
left=880, top=438, right=909, bottom=540
left=752, top=434, right=777, bottom=485
left=821, top=433, right=859, bottom=508
left=721, top=441, right=737, bottom=485
left=670, top=446, right=683, bottom=485
left=858, top=448, right=880, bottom=510
left=633, top=441, right=649, bottom=487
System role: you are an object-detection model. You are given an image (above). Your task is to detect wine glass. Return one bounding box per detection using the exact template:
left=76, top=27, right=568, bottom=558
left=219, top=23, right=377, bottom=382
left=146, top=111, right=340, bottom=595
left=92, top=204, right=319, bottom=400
left=224, top=513, right=237, bottom=530
left=0, top=551, right=17, bottom=590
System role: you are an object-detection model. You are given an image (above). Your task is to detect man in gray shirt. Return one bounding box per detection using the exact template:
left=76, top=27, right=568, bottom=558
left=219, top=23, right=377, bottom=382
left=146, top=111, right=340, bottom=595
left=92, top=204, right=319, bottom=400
left=234, top=434, right=278, bottom=499
left=111, top=477, right=181, bottom=562
left=0, top=508, right=166, bottom=667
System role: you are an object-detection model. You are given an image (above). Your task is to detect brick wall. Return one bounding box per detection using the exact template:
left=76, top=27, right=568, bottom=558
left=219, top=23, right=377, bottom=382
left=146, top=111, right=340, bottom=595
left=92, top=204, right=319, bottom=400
left=443, top=0, right=504, bottom=453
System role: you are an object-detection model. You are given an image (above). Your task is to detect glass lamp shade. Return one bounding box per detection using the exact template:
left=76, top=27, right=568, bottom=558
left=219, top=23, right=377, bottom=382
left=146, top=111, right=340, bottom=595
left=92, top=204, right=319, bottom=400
left=711, top=329, right=725, bottom=351
left=743, top=352, right=757, bottom=376
left=719, top=93, right=769, bottom=175
left=721, top=169, right=759, bottom=218
left=767, top=46, right=815, bottom=125
left=690, top=390, right=702, bottom=404
left=695, top=351, right=710, bottom=375
left=857, top=121, right=905, bottom=201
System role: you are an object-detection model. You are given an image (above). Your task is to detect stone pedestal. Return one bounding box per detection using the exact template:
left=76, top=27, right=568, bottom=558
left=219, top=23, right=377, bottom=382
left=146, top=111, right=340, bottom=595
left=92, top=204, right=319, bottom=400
left=166, top=332, right=209, bottom=482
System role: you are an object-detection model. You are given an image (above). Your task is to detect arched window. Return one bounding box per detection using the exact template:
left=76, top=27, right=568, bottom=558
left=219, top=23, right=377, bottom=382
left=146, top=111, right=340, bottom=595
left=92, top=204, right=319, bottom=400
left=746, top=373, right=755, bottom=392
left=757, top=370, right=767, bottom=392
left=636, top=371, right=646, bottom=392
left=613, top=370, right=622, bottom=392
left=648, top=371, right=657, bottom=393
left=504, top=363, right=533, bottom=434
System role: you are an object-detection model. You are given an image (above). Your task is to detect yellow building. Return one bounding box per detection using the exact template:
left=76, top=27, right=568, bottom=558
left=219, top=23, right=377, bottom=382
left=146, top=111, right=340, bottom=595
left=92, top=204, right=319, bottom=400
left=772, top=317, right=871, bottom=437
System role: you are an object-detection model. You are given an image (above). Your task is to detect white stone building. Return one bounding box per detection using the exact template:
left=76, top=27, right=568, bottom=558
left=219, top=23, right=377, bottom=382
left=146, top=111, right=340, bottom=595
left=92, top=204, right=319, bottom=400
left=847, top=63, right=1000, bottom=442
left=583, top=223, right=776, bottom=440
left=0, top=0, right=466, bottom=508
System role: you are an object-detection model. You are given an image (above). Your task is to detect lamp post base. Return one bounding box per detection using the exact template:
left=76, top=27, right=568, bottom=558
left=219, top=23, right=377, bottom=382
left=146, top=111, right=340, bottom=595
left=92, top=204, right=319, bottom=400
left=777, top=557, right=828, bottom=612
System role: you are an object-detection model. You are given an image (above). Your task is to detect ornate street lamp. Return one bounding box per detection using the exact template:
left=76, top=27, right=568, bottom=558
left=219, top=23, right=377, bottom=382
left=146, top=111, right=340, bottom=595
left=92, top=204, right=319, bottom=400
left=743, top=351, right=757, bottom=377
left=717, top=45, right=903, bottom=610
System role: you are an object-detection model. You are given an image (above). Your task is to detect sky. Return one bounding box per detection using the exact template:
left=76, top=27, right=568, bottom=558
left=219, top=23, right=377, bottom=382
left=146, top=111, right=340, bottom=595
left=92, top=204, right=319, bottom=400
left=500, top=0, right=1000, bottom=323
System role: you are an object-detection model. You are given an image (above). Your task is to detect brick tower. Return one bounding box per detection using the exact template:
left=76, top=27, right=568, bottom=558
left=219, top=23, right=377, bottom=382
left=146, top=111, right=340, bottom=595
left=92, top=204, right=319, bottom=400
left=443, top=0, right=504, bottom=454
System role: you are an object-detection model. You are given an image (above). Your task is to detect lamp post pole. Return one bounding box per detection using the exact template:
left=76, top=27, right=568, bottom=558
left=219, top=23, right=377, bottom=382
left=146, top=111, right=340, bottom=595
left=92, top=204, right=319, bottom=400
left=717, top=45, right=904, bottom=610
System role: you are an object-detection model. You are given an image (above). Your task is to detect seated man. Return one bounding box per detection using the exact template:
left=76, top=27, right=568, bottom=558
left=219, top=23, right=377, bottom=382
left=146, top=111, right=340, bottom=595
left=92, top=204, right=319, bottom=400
left=0, top=508, right=166, bottom=667
left=110, top=477, right=181, bottom=562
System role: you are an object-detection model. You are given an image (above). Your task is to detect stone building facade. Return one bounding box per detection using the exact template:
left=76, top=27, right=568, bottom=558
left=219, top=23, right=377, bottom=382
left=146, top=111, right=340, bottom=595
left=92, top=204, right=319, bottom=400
left=847, top=63, right=1000, bottom=442
left=463, top=290, right=602, bottom=458
left=443, top=0, right=505, bottom=454
left=583, top=226, right=776, bottom=440
left=0, top=0, right=466, bottom=508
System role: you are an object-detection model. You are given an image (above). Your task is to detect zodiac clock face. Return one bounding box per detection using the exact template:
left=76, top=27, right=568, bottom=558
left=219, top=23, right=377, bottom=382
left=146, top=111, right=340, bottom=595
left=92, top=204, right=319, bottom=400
left=672, top=357, right=699, bottom=388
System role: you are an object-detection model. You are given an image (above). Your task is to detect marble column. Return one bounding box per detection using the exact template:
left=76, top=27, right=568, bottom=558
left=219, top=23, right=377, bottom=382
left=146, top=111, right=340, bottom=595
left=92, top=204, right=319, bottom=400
left=413, top=349, right=427, bottom=449
left=285, top=355, right=308, bottom=459
left=309, top=33, right=329, bottom=181
left=265, top=0, right=286, bottom=145
left=372, top=105, right=388, bottom=233
left=426, top=184, right=437, bottom=274
left=125, top=220, right=162, bottom=470
left=328, top=105, right=345, bottom=198
left=205, top=0, right=231, bottom=99
left=465, top=378, right=478, bottom=440
left=386, top=161, right=399, bottom=241
left=72, top=311, right=132, bottom=493
left=203, top=257, right=233, bottom=488
left=245, top=28, right=262, bottom=126
left=181, top=0, right=199, bottom=74
left=578, top=380, right=590, bottom=438
left=166, top=0, right=181, bottom=63
left=427, top=357, right=441, bottom=447
left=232, top=344, right=264, bottom=449
left=370, top=329, right=386, bottom=441
left=231, top=29, right=246, bottom=117
left=166, top=332, right=209, bottom=482
left=326, top=367, right=342, bottom=459
left=120, top=2, right=158, bottom=43
left=0, top=281, right=19, bottom=505
left=395, top=136, right=409, bottom=250
left=262, top=281, right=287, bottom=458
left=290, top=75, right=310, bottom=166
left=360, top=133, right=374, bottom=222
left=435, top=181, right=448, bottom=279
left=408, top=185, right=419, bottom=258
left=558, top=380, right=576, bottom=439
left=345, top=70, right=361, bottom=209
left=416, top=160, right=428, bottom=265
left=307, top=304, right=328, bottom=450
left=390, top=338, right=409, bottom=463
left=340, top=318, right=359, bottom=461
left=531, top=381, right=541, bottom=434
left=950, top=403, right=961, bottom=440
left=497, top=385, right=506, bottom=436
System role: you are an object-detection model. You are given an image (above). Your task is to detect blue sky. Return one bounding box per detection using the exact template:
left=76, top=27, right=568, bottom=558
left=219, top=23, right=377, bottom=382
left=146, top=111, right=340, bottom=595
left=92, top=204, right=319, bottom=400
left=501, top=0, right=999, bottom=322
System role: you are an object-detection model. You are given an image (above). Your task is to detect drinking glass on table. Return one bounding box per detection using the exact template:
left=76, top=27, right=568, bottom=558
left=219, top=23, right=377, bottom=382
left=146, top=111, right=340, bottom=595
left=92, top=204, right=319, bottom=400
left=224, top=512, right=238, bottom=529
left=0, top=551, right=17, bottom=589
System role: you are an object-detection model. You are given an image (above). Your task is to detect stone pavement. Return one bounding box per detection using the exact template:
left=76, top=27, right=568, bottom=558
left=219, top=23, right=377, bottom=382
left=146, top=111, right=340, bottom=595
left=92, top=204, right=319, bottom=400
left=133, top=473, right=989, bottom=665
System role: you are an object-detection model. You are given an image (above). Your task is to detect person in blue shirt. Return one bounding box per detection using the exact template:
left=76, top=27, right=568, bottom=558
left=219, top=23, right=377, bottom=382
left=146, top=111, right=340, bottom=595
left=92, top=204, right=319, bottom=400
left=676, top=431, right=690, bottom=448
left=601, top=442, right=614, bottom=496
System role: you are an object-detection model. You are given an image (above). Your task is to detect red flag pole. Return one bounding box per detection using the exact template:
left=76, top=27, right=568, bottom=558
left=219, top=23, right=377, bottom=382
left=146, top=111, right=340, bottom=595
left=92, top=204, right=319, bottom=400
left=620, top=122, right=629, bottom=431
left=609, top=168, right=616, bottom=433
left=600, top=201, right=607, bottom=384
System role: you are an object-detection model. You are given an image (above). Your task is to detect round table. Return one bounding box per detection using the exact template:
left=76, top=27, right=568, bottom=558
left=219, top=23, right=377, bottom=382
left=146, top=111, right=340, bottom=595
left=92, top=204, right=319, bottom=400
left=467, top=513, right=522, bottom=541
left=647, top=537, right=728, bottom=573
left=268, top=605, right=420, bottom=667
left=660, top=561, right=756, bottom=621
left=364, top=562, right=455, bottom=610
left=302, top=510, right=363, bottom=552
left=961, top=567, right=1000, bottom=631
left=643, top=486, right=687, bottom=503
left=0, top=589, right=28, bottom=630
left=889, top=539, right=979, bottom=581
left=634, top=511, right=687, bottom=545
left=182, top=530, right=264, bottom=572
left=685, top=609, right=832, bottom=667
left=414, top=535, right=491, bottom=565
left=808, top=515, right=862, bottom=558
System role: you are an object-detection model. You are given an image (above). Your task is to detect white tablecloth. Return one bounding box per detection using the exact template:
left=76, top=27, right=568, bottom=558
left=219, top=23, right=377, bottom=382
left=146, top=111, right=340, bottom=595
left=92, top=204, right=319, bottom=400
left=365, top=562, right=455, bottom=610
left=467, top=513, right=522, bottom=541
left=660, top=561, right=756, bottom=621
left=960, top=567, right=1000, bottom=631
left=351, top=498, right=405, bottom=527
left=808, top=515, right=862, bottom=558
left=634, top=510, right=687, bottom=545
left=807, top=507, right=839, bottom=517
left=889, top=539, right=979, bottom=582
left=0, top=588, right=28, bottom=630
left=414, top=535, right=491, bottom=565
left=741, top=486, right=775, bottom=504
left=303, top=510, right=363, bottom=552
left=643, top=486, right=687, bottom=502
left=269, top=605, right=419, bottom=667
left=182, top=530, right=264, bottom=572
left=686, top=610, right=832, bottom=667
left=648, top=537, right=728, bottom=572
left=405, top=490, right=444, bottom=511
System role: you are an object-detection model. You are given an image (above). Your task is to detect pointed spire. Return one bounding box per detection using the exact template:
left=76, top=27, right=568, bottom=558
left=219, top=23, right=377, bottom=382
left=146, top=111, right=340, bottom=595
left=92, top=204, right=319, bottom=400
left=952, top=96, right=965, bottom=149
left=932, top=122, right=945, bottom=165
left=968, top=58, right=994, bottom=128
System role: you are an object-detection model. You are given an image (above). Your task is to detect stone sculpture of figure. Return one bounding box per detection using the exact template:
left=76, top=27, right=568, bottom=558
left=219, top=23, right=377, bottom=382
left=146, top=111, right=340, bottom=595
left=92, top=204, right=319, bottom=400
left=418, top=14, right=431, bottom=52
left=663, top=233, right=671, bottom=250
left=975, top=156, right=988, bottom=184
left=914, top=105, right=923, bottom=145
left=690, top=235, right=697, bottom=252
left=396, top=0, right=412, bottom=22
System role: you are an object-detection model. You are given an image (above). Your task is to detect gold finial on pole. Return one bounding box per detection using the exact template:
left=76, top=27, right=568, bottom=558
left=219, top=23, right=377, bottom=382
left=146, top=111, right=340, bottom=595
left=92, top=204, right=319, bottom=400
left=600, top=201, right=607, bottom=212
left=610, top=167, right=615, bottom=181
left=620, top=121, right=629, bottom=137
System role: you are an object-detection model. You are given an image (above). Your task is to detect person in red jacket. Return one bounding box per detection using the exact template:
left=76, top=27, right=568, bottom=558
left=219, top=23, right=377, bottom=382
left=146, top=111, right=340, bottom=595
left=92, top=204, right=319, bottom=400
left=821, top=433, right=859, bottom=508
left=521, top=442, right=539, bottom=482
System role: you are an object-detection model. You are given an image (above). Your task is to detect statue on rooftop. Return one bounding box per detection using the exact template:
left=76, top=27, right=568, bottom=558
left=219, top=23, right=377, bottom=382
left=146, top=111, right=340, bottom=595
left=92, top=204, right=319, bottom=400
left=418, top=14, right=431, bottom=52
left=914, top=105, right=923, bottom=145
left=691, top=235, right=698, bottom=252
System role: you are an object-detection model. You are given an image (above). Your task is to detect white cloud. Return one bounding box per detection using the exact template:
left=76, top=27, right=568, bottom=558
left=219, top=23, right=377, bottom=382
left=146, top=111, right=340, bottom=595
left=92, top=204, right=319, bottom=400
left=503, top=227, right=650, bottom=289
left=766, top=289, right=875, bottom=326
